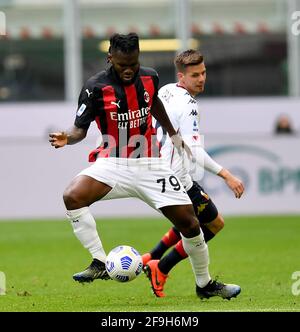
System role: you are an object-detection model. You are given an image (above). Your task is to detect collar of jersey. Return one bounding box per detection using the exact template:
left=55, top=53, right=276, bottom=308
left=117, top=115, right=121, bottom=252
left=176, top=83, right=195, bottom=99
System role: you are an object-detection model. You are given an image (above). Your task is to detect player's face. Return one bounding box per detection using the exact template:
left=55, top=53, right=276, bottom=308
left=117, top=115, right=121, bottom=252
left=110, top=49, right=140, bottom=84
left=178, top=62, right=206, bottom=96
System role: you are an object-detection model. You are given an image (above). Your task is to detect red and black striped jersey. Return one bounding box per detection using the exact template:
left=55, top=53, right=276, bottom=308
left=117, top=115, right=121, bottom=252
left=75, top=66, right=161, bottom=161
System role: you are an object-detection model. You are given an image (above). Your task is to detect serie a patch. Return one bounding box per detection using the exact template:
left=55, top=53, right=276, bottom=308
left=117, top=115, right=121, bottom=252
left=77, top=103, right=86, bottom=116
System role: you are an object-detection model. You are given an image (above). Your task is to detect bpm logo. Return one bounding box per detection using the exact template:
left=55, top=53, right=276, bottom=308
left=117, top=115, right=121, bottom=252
left=204, top=144, right=279, bottom=193
left=204, top=144, right=300, bottom=195
left=291, top=11, right=300, bottom=36
left=0, top=11, right=6, bottom=36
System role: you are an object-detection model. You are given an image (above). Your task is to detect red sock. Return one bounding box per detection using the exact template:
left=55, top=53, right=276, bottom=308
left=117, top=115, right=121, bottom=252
left=174, top=240, right=188, bottom=258
left=161, top=228, right=181, bottom=247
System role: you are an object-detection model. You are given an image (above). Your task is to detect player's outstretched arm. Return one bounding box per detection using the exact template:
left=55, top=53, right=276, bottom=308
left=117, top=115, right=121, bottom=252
left=192, top=147, right=244, bottom=198
left=218, top=168, right=245, bottom=199
left=49, top=125, right=87, bottom=149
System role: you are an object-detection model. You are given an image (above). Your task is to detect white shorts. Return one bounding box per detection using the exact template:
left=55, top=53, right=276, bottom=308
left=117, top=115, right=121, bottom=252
left=77, top=157, right=192, bottom=210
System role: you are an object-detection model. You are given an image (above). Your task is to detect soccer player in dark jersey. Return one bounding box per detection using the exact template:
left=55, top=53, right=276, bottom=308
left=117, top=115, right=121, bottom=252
left=49, top=33, right=241, bottom=300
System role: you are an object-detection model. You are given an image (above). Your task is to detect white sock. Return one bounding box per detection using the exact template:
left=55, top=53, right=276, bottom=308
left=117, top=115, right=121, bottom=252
left=66, top=207, right=106, bottom=263
left=181, top=230, right=211, bottom=288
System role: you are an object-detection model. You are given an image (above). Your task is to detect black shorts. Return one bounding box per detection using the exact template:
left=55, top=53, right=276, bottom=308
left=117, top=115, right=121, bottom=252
left=187, top=181, right=218, bottom=224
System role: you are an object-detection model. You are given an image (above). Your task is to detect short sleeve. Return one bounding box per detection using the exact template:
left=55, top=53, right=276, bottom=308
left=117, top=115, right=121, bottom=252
left=74, top=81, right=96, bottom=130
left=158, top=86, right=181, bottom=131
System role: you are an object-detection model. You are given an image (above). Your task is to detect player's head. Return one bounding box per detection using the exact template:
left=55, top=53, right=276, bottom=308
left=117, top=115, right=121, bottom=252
left=174, top=49, right=206, bottom=96
left=107, top=33, right=140, bottom=84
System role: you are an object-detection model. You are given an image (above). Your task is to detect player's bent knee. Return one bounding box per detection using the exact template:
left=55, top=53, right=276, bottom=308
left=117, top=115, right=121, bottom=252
left=180, top=216, right=201, bottom=238
left=63, top=189, right=84, bottom=210
left=216, top=215, right=225, bottom=231
left=205, top=214, right=224, bottom=235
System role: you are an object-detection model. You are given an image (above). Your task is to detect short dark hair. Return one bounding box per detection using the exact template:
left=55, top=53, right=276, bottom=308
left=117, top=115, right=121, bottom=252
left=174, top=49, right=204, bottom=72
left=109, top=33, right=140, bottom=54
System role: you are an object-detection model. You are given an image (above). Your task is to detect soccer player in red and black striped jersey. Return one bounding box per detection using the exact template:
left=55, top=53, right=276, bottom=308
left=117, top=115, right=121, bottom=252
left=49, top=33, right=240, bottom=300
left=76, top=46, right=161, bottom=160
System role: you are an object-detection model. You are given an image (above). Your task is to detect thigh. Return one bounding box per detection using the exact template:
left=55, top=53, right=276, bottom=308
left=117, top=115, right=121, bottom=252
left=66, top=158, right=135, bottom=207
left=77, top=158, right=137, bottom=200
left=187, top=182, right=218, bottom=224
left=65, top=175, right=112, bottom=207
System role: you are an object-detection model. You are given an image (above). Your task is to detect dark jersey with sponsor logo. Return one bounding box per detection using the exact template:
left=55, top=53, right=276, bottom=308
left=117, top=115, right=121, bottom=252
left=75, top=66, right=161, bottom=160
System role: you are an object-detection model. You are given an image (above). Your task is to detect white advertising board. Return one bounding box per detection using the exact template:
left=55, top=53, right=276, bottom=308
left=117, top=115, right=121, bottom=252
left=0, top=136, right=299, bottom=219
left=202, top=136, right=300, bottom=215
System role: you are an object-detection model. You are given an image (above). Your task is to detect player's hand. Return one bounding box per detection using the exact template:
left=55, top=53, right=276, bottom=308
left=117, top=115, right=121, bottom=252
left=49, top=132, right=68, bottom=149
left=170, top=134, right=193, bottom=159
left=224, top=174, right=244, bottom=199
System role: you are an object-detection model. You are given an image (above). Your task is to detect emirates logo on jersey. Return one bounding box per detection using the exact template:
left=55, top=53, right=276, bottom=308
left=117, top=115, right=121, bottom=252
left=110, top=106, right=151, bottom=129
left=144, top=91, right=150, bottom=103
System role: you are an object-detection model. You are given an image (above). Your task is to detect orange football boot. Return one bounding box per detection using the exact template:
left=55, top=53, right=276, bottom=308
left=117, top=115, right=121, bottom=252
left=143, top=260, right=168, bottom=297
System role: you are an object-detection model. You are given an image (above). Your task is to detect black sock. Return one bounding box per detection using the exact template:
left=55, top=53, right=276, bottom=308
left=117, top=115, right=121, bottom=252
left=150, top=241, right=169, bottom=260
left=158, top=248, right=185, bottom=275
left=150, top=227, right=181, bottom=259
left=201, top=225, right=215, bottom=242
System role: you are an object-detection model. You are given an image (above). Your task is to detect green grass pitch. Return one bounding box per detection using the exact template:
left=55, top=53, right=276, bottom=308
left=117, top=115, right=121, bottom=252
left=0, top=215, right=300, bottom=312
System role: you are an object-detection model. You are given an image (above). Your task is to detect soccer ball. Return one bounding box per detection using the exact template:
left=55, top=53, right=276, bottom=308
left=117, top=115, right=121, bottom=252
left=105, top=245, right=143, bottom=282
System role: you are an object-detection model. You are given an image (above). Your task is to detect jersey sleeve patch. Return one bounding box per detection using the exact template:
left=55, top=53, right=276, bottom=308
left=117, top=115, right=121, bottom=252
left=76, top=103, right=87, bottom=117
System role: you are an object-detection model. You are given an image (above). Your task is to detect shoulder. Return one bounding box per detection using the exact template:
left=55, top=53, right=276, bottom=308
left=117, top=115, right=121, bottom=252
left=159, top=83, right=188, bottom=104
left=139, top=66, right=158, bottom=78
left=78, top=70, right=108, bottom=102
left=159, top=83, right=176, bottom=95
left=84, top=70, right=107, bottom=89
left=80, top=71, right=109, bottom=100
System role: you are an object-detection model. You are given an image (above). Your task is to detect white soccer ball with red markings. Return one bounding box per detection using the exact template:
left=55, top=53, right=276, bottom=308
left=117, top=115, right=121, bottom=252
left=105, top=245, right=143, bottom=282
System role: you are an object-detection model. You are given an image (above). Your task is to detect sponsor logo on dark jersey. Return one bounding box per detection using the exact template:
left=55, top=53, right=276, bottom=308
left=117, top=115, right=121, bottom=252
left=111, top=100, right=121, bottom=108
left=85, top=89, right=92, bottom=97
left=110, top=106, right=150, bottom=129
